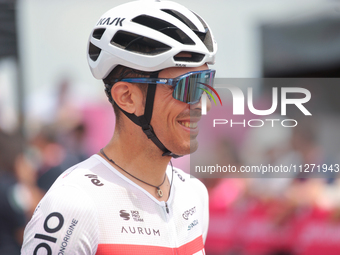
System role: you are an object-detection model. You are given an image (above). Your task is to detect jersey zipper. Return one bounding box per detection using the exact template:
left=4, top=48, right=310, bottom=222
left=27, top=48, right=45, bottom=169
left=162, top=201, right=177, bottom=255
left=165, top=202, right=169, bottom=214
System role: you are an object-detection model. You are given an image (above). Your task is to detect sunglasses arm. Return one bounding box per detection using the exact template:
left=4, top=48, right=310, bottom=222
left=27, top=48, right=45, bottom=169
left=119, top=78, right=176, bottom=86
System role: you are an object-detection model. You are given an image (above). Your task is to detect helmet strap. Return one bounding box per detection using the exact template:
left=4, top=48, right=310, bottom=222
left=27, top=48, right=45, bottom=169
left=105, top=73, right=182, bottom=158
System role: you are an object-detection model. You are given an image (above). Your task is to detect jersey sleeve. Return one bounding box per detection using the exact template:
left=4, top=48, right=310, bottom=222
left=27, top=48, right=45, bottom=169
left=21, top=185, right=99, bottom=255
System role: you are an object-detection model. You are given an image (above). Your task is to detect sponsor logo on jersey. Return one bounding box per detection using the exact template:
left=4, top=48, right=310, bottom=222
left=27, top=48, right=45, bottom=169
left=85, top=174, right=104, bottom=186
left=187, top=219, right=199, bottom=231
left=173, top=169, right=185, bottom=182
left=119, top=210, right=130, bottom=220
left=59, top=219, right=78, bottom=254
left=120, top=210, right=144, bottom=222
left=182, top=206, right=196, bottom=220
left=121, top=226, right=160, bottom=236
left=32, top=212, right=79, bottom=255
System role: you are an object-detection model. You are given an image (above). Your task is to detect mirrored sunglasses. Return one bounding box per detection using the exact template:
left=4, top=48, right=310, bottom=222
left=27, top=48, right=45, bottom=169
left=118, top=69, right=216, bottom=104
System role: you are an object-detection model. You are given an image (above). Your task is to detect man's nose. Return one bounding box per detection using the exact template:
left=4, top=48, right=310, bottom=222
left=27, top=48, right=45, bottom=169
left=190, top=92, right=212, bottom=113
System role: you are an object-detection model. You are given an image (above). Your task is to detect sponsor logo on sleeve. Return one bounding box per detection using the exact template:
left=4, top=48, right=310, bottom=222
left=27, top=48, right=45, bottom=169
left=33, top=212, right=79, bottom=255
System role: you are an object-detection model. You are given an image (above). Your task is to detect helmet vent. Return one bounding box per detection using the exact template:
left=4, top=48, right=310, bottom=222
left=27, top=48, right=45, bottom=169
left=132, top=15, right=195, bottom=45
left=161, top=9, right=198, bottom=31
left=92, top=28, right=106, bottom=40
left=111, top=30, right=171, bottom=55
left=173, top=51, right=204, bottom=63
left=192, top=12, right=214, bottom=52
left=88, top=42, right=101, bottom=61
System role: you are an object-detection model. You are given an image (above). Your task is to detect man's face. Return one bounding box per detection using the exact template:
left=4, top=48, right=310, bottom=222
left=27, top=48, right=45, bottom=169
left=150, top=64, right=211, bottom=156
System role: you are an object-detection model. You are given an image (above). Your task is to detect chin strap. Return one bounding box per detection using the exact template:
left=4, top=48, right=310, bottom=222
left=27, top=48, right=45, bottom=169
left=105, top=73, right=182, bottom=158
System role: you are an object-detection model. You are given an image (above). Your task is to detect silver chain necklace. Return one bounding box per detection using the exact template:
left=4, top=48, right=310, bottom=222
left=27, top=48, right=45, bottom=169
left=100, top=148, right=168, bottom=197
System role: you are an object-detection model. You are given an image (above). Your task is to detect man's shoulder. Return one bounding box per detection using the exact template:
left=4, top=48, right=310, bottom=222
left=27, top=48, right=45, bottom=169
left=49, top=155, right=110, bottom=192
left=32, top=155, right=112, bottom=221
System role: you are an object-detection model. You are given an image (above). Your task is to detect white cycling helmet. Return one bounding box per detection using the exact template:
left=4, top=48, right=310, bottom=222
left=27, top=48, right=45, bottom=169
left=87, top=0, right=217, bottom=79
left=87, top=0, right=217, bottom=158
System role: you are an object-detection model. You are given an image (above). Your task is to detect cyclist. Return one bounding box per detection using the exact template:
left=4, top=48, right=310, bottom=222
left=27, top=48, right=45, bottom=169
left=22, top=0, right=217, bottom=254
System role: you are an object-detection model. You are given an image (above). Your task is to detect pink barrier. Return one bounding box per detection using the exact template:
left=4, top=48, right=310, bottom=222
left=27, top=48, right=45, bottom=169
left=206, top=199, right=340, bottom=255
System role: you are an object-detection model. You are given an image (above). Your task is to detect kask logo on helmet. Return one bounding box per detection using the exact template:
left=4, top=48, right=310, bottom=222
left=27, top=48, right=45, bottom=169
left=96, top=17, right=125, bottom=26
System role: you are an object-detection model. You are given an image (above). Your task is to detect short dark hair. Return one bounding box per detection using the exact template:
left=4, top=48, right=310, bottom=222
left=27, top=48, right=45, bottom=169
left=102, top=40, right=161, bottom=122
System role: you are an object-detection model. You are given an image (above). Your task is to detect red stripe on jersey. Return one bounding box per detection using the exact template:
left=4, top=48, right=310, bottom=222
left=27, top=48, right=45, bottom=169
left=96, top=235, right=204, bottom=255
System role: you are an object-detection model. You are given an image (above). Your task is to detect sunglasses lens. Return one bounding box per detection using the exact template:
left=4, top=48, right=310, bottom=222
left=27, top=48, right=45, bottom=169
left=173, top=70, right=215, bottom=104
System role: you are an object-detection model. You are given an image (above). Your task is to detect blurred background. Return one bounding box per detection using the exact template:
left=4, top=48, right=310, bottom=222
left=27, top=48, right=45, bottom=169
left=1, top=0, right=340, bottom=254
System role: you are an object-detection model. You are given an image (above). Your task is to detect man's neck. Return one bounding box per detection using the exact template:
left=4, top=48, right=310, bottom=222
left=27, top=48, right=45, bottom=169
left=100, top=127, right=172, bottom=201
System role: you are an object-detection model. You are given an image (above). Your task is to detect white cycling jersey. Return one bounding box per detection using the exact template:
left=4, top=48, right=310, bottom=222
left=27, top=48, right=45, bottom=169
left=21, top=155, right=209, bottom=255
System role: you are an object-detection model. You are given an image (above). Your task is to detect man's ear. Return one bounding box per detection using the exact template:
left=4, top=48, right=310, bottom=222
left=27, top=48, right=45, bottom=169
left=111, top=82, right=144, bottom=115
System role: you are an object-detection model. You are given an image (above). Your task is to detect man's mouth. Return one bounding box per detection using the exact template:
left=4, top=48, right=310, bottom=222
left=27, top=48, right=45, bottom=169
left=178, top=121, right=198, bottom=129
